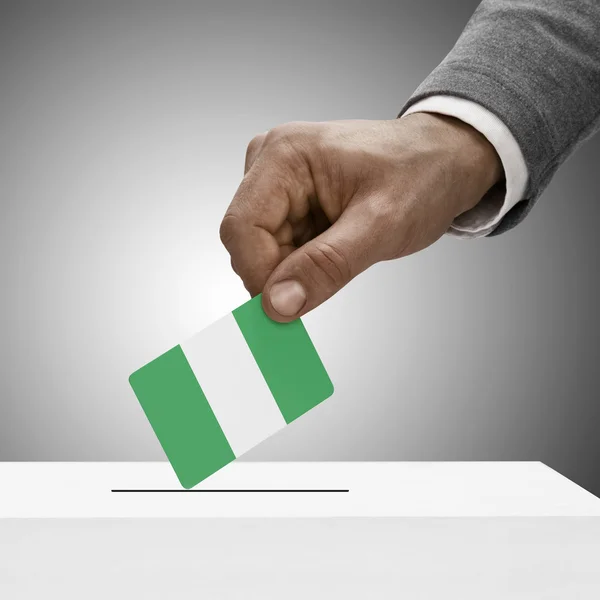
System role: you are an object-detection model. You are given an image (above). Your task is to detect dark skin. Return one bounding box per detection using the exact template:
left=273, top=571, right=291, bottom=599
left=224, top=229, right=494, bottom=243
left=220, top=113, right=503, bottom=321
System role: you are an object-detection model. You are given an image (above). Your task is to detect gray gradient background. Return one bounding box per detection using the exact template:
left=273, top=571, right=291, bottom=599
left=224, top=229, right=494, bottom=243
left=1, top=0, right=599, bottom=495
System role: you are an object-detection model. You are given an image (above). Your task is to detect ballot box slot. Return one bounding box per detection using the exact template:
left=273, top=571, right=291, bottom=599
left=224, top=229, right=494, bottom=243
left=110, top=488, right=350, bottom=493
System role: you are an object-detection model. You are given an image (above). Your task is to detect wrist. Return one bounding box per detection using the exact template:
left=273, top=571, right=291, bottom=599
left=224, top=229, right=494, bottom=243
left=402, top=112, right=504, bottom=217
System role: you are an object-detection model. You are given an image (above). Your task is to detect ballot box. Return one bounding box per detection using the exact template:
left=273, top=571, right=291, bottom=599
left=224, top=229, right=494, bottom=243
left=1, top=462, right=599, bottom=598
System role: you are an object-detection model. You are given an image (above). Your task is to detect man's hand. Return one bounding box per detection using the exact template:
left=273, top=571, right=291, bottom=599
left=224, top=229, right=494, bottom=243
left=220, top=114, right=502, bottom=322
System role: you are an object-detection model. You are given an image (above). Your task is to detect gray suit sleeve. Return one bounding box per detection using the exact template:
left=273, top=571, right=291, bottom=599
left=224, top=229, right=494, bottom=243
left=399, top=0, right=600, bottom=235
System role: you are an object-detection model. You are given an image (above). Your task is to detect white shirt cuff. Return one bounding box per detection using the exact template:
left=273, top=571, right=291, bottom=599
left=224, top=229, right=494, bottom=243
left=402, top=96, right=529, bottom=238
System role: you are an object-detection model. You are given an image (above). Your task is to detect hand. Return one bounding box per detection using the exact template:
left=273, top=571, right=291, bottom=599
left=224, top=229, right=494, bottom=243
left=220, top=114, right=502, bottom=322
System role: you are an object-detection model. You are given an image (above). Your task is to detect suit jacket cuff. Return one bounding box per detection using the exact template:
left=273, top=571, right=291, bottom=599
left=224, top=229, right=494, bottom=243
left=402, top=95, right=529, bottom=238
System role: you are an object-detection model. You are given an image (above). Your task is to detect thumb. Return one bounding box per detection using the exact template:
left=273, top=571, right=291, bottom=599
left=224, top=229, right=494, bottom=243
left=262, top=202, right=386, bottom=321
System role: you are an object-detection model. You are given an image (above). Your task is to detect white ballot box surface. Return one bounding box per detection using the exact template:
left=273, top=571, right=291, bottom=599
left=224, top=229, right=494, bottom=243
left=1, top=462, right=599, bottom=599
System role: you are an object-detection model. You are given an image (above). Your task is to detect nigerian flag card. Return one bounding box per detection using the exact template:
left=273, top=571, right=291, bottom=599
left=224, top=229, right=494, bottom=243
left=129, top=294, right=334, bottom=489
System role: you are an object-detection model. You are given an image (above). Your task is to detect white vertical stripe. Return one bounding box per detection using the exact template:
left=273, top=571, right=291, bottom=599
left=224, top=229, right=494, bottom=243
left=180, top=313, right=286, bottom=457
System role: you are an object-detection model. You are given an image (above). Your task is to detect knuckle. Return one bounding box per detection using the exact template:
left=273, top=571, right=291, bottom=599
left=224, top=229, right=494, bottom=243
left=262, top=123, right=315, bottom=179
left=264, top=125, right=287, bottom=146
left=266, top=121, right=300, bottom=142
left=303, top=241, right=352, bottom=287
left=264, top=122, right=311, bottom=152
left=219, top=213, right=241, bottom=248
left=245, top=133, right=266, bottom=164
left=250, top=125, right=310, bottom=187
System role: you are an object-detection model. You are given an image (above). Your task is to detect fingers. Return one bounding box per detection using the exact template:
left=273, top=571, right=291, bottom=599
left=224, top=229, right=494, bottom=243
left=219, top=202, right=284, bottom=297
left=221, top=129, right=313, bottom=296
left=262, top=200, right=387, bottom=322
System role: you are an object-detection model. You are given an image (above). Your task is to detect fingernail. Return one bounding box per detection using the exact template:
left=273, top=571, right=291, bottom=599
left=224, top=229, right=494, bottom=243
left=269, top=280, right=307, bottom=317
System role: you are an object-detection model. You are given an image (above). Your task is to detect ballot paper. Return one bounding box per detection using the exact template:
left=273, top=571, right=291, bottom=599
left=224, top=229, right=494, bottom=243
left=129, top=294, right=333, bottom=488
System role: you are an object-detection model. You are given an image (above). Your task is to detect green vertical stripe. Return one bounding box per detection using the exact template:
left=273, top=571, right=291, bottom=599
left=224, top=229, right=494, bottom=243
left=233, top=294, right=334, bottom=424
left=129, top=345, right=235, bottom=489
